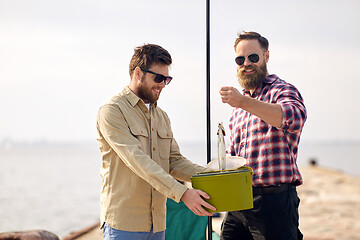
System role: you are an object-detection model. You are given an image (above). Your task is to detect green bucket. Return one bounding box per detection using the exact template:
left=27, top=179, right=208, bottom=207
left=191, top=166, right=253, bottom=212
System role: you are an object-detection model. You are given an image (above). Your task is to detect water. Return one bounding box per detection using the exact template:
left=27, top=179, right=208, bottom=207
left=0, top=140, right=359, bottom=237
left=180, top=141, right=360, bottom=177
left=0, top=142, right=101, bottom=237
left=297, top=141, right=360, bottom=177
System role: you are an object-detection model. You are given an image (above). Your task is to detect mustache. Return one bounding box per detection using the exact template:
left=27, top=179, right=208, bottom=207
left=239, top=65, right=256, bottom=73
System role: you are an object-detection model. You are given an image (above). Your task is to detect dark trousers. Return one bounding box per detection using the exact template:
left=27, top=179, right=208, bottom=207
left=221, top=184, right=303, bottom=240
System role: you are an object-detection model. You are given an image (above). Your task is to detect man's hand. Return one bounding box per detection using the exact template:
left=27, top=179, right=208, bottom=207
left=181, top=189, right=216, bottom=216
left=219, top=86, right=244, bottom=108
left=219, top=86, right=283, bottom=128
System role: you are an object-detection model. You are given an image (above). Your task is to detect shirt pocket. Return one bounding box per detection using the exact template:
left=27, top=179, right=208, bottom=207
left=157, top=128, right=172, bottom=160
left=128, top=124, right=149, bottom=150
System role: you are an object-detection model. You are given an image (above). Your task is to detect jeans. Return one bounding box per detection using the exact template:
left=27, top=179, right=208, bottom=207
left=103, top=222, right=165, bottom=240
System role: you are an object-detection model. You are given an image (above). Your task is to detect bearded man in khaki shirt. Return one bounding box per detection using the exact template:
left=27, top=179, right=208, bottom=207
left=96, top=44, right=215, bottom=240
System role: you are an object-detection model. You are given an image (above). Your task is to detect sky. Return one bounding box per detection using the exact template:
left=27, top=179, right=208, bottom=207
left=1, top=0, right=360, bottom=144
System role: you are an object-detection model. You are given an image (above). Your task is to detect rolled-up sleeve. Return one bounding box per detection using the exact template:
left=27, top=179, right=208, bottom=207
left=277, top=85, right=307, bottom=133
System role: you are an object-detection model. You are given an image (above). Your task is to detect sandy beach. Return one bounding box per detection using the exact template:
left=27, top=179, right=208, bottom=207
left=297, top=165, right=360, bottom=240
left=63, top=165, right=360, bottom=240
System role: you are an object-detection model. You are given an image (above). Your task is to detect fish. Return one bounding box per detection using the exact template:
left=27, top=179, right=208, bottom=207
left=217, top=122, right=226, bottom=170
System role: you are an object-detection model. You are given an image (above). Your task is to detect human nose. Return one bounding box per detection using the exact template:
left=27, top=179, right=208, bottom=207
left=243, top=56, right=252, bottom=66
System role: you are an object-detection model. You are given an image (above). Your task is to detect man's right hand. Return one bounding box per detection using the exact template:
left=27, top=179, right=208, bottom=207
left=180, top=189, right=216, bottom=216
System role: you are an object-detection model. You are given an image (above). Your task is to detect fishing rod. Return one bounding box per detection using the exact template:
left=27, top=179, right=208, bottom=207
left=206, top=0, right=213, bottom=239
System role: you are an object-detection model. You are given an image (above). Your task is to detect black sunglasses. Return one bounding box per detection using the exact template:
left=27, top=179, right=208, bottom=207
left=140, top=67, right=172, bottom=85
left=235, top=53, right=261, bottom=66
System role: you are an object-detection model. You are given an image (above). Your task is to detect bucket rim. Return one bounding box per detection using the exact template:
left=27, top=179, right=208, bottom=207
left=192, top=166, right=253, bottom=177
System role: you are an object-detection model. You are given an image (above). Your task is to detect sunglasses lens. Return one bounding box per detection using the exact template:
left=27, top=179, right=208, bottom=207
left=154, top=75, right=172, bottom=85
left=248, top=54, right=259, bottom=63
left=164, top=77, right=172, bottom=85
left=154, top=75, right=164, bottom=83
left=235, top=56, right=245, bottom=65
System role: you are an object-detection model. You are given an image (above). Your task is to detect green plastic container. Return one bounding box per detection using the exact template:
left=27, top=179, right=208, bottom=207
left=191, top=166, right=253, bottom=212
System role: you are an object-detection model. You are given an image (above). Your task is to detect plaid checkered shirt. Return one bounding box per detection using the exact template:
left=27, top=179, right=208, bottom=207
left=228, top=74, right=307, bottom=187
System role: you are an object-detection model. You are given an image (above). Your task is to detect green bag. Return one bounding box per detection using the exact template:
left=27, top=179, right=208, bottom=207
left=165, top=198, right=207, bottom=240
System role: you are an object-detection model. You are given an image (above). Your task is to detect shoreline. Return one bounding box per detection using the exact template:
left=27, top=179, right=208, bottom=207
left=38, top=165, right=360, bottom=239
left=62, top=222, right=100, bottom=240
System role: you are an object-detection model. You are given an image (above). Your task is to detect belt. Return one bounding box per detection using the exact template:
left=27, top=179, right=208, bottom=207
left=252, top=183, right=295, bottom=195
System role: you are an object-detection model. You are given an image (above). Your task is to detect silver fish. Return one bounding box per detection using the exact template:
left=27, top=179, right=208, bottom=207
left=217, top=122, right=226, bottom=170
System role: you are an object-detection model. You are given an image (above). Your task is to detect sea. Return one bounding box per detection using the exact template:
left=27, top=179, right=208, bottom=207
left=0, top=140, right=359, bottom=237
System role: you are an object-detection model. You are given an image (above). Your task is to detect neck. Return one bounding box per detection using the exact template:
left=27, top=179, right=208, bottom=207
left=128, top=79, right=137, bottom=94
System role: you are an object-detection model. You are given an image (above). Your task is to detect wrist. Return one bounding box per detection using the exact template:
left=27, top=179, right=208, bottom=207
left=180, top=188, right=189, bottom=201
left=237, top=94, right=248, bottom=108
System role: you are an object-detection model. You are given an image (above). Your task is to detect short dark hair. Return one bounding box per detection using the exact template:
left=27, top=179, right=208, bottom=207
left=129, top=44, right=172, bottom=77
left=234, top=31, right=269, bottom=51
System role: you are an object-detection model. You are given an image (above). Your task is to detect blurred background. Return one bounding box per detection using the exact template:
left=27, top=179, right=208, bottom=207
left=1, top=0, right=359, bottom=237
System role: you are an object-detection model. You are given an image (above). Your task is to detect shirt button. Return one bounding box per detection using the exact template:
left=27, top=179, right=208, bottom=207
left=152, top=128, right=154, bottom=131
left=153, top=147, right=156, bottom=151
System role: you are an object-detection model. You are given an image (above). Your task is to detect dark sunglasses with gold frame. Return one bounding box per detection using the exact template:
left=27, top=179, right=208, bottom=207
left=235, top=52, right=266, bottom=66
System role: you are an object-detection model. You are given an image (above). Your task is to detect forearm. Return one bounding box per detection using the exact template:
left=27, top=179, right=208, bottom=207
left=240, top=96, right=283, bottom=128
left=169, top=139, right=207, bottom=181
left=220, top=86, right=283, bottom=128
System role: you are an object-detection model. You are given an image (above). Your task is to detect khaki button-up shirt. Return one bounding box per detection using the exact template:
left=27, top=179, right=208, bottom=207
left=96, top=86, right=206, bottom=233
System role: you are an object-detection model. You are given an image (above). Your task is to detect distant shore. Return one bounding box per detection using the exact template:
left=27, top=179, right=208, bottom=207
left=61, top=165, right=360, bottom=240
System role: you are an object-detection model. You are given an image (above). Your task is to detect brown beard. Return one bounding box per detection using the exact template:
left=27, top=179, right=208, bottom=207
left=137, top=75, right=159, bottom=104
left=237, top=61, right=267, bottom=91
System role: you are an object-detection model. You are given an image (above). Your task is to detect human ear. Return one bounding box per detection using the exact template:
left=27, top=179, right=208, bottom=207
left=265, top=50, right=269, bottom=63
left=133, top=67, right=142, bottom=80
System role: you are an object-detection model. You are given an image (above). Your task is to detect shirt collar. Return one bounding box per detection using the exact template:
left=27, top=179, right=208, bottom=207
left=123, top=86, right=157, bottom=108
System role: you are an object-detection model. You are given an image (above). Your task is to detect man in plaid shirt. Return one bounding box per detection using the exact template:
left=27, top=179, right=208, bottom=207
left=219, top=31, right=306, bottom=240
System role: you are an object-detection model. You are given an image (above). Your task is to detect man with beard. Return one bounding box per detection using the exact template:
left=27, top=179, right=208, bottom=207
left=97, top=43, right=215, bottom=240
left=219, top=31, right=307, bottom=240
